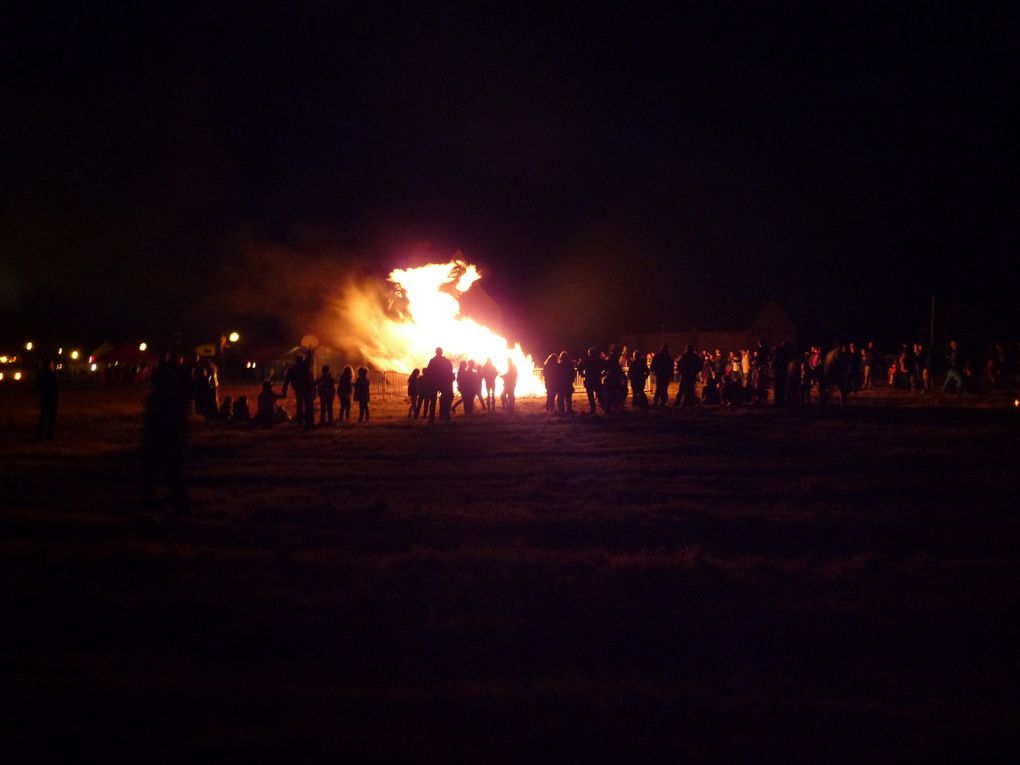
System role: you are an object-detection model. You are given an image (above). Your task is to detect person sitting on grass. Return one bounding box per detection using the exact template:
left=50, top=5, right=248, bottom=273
left=231, top=395, right=251, bottom=424
left=354, top=367, right=371, bottom=422
left=257, top=381, right=282, bottom=429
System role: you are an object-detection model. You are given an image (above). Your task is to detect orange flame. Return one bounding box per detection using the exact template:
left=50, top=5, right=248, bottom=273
left=335, top=259, right=544, bottom=395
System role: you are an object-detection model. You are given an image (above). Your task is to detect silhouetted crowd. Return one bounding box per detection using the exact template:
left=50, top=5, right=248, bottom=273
left=21, top=338, right=1013, bottom=514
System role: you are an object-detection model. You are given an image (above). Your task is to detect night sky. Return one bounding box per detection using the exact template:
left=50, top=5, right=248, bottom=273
left=3, top=4, right=1017, bottom=350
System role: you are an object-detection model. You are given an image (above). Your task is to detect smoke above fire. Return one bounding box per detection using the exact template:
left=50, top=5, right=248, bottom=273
left=330, top=259, right=544, bottom=395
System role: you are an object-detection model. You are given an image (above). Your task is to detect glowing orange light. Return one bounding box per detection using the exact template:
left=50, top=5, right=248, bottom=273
left=335, top=259, right=542, bottom=395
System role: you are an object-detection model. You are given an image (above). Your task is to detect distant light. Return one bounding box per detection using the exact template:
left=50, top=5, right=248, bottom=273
left=90, top=363, right=98, bottom=372
left=139, top=342, right=147, bottom=352
left=25, top=341, right=33, bottom=351
left=70, top=350, right=80, bottom=360
left=228, top=332, right=240, bottom=343
left=13, top=372, right=22, bottom=381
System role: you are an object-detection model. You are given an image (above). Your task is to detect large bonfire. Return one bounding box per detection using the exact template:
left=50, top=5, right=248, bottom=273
left=333, top=259, right=544, bottom=395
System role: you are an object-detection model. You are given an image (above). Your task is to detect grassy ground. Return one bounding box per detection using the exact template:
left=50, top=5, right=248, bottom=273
left=1, top=382, right=1019, bottom=761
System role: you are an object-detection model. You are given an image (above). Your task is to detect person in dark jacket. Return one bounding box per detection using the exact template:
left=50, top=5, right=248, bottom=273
left=141, top=354, right=190, bottom=513
left=650, top=345, right=673, bottom=407
left=501, top=358, right=518, bottom=412
left=257, top=382, right=281, bottom=429
left=315, top=365, right=336, bottom=425
left=407, top=368, right=421, bottom=418
left=542, top=353, right=559, bottom=412
left=481, top=358, right=498, bottom=412
left=557, top=351, right=575, bottom=414
left=425, top=347, right=455, bottom=422
left=37, top=359, right=58, bottom=440
left=578, top=347, right=604, bottom=414
left=354, top=367, right=371, bottom=421
left=628, top=350, right=650, bottom=408
left=674, top=345, right=701, bottom=407
left=282, top=354, right=312, bottom=426
left=337, top=366, right=354, bottom=422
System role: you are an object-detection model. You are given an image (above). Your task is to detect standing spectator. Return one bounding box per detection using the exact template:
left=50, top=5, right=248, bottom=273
left=674, top=344, right=701, bottom=408
left=500, top=359, right=518, bottom=412
left=315, top=365, right=336, bottom=425
left=578, top=347, right=605, bottom=414
left=481, top=358, right=498, bottom=412
left=628, top=349, right=650, bottom=408
left=650, top=345, right=673, bottom=407
left=407, top=369, right=421, bottom=418
left=337, top=366, right=354, bottom=423
left=557, top=351, right=575, bottom=414
left=37, top=359, right=58, bottom=440
left=282, top=354, right=311, bottom=426
left=141, top=354, right=190, bottom=514
left=542, top=353, right=559, bottom=412
left=425, top=347, right=455, bottom=422
left=354, top=367, right=371, bottom=422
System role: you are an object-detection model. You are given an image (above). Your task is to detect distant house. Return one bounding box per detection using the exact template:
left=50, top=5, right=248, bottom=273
left=619, top=302, right=797, bottom=354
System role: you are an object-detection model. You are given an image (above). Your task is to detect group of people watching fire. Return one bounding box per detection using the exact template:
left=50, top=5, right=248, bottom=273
left=136, top=336, right=1018, bottom=441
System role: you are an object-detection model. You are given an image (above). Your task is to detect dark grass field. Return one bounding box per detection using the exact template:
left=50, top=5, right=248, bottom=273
left=2, top=383, right=1019, bottom=761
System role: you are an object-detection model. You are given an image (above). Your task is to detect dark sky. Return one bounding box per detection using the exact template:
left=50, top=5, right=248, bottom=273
left=3, top=3, right=1018, bottom=349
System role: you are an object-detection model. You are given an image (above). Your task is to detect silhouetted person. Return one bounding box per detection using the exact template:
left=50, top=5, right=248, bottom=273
left=37, top=359, right=58, bottom=440
left=501, top=358, right=518, bottom=411
left=820, top=343, right=850, bottom=407
left=354, top=367, right=371, bottom=421
left=468, top=360, right=486, bottom=412
left=282, top=354, right=312, bottom=427
left=418, top=366, right=435, bottom=420
left=257, top=382, right=282, bottom=429
left=481, top=358, right=498, bottom=412
left=232, top=395, right=252, bottom=423
left=772, top=341, right=791, bottom=407
left=141, top=354, right=190, bottom=514
left=542, top=353, right=559, bottom=412
left=674, top=344, right=701, bottom=407
left=942, top=340, right=966, bottom=395
left=426, top=347, right=455, bottom=422
left=603, top=345, right=627, bottom=412
left=407, top=368, right=421, bottom=418
left=650, top=344, right=673, bottom=407
left=578, top=347, right=604, bottom=414
left=338, top=366, right=354, bottom=422
left=629, top=349, right=649, bottom=408
left=557, top=351, right=575, bottom=413
left=316, top=365, right=336, bottom=425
